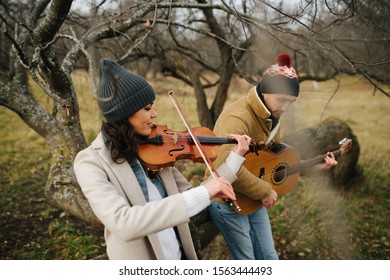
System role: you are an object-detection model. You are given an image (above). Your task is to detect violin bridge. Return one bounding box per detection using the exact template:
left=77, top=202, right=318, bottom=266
left=173, top=133, right=178, bottom=144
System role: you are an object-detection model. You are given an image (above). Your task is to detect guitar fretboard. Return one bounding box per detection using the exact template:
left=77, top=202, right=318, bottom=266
left=287, top=150, right=342, bottom=176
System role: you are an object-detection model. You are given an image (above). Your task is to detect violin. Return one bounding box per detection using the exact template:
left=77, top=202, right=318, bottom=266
left=138, top=124, right=243, bottom=171
left=141, top=91, right=265, bottom=212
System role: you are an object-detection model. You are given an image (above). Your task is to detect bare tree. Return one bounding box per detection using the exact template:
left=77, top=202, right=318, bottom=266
left=0, top=0, right=389, bottom=257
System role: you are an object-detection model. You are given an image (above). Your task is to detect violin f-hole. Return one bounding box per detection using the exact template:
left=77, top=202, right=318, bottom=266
left=168, top=145, right=185, bottom=156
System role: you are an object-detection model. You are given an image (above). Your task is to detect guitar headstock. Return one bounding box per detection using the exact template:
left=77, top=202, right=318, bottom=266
left=338, top=138, right=352, bottom=155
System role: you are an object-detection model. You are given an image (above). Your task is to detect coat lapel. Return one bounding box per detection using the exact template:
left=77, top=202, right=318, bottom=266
left=247, top=87, right=276, bottom=143
left=92, top=133, right=166, bottom=259
left=96, top=147, right=147, bottom=206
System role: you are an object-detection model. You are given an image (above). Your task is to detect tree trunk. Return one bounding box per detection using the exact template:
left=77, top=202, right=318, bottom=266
left=44, top=143, right=101, bottom=226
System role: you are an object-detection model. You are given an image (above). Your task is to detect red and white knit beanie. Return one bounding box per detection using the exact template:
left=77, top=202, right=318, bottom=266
left=257, top=53, right=300, bottom=97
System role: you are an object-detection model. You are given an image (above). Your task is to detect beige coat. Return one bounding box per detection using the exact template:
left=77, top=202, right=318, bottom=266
left=74, top=132, right=236, bottom=259
left=213, top=87, right=279, bottom=201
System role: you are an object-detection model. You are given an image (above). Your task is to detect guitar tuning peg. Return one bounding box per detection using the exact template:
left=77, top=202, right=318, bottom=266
left=339, top=137, right=348, bottom=145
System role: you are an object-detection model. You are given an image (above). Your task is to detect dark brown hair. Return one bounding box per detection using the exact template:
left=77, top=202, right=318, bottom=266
left=101, top=119, right=140, bottom=163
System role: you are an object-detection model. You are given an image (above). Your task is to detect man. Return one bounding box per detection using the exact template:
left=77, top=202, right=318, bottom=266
left=208, top=53, right=337, bottom=260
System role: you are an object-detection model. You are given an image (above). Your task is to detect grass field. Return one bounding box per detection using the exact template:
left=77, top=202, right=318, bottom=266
left=0, top=71, right=389, bottom=259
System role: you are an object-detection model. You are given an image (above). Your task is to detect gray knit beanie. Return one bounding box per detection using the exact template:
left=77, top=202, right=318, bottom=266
left=98, top=58, right=156, bottom=122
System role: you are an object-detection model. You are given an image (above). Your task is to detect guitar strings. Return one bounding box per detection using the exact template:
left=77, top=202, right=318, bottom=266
left=258, top=155, right=328, bottom=180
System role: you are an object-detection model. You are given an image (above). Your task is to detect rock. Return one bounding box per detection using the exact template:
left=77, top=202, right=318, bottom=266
left=282, top=117, right=360, bottom=187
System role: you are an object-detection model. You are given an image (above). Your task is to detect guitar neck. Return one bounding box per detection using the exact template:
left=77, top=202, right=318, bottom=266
left=288, top=149, right=342, bottom=175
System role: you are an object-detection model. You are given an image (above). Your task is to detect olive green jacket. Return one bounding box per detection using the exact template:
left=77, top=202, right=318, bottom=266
left=213, top=87, right=280, bottom=200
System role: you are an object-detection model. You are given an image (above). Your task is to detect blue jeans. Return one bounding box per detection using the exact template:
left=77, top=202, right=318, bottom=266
left=209, top=200, right=278, bottom=260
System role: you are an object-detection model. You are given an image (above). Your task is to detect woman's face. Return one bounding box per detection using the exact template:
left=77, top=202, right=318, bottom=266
left=128, top=103, right=158, bottom=137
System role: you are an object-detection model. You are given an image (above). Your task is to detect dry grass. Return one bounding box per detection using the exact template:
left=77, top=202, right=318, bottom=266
left=291, top=76, right=390, bottom=164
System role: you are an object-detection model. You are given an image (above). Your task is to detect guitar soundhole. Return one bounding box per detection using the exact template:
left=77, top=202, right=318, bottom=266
left=272, top=164, right=287, bottom=185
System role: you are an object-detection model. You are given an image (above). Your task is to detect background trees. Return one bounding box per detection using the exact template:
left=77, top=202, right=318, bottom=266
left=0, top=0, right=389, bottom=254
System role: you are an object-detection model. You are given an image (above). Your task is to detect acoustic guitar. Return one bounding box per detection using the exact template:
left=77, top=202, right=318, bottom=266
left=234, top=138, right=352, bottom=215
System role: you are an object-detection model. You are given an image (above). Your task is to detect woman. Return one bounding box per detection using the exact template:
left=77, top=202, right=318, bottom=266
left=74, top=58, right=251, bottom=260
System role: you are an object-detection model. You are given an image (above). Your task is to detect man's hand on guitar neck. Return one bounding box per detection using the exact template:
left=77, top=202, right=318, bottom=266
left=315, top=152, right=338, bottom=171
left=262, top=189, right=278, bottom=208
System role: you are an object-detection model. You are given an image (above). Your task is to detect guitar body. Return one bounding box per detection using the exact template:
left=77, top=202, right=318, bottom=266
left=236, top=143, right=301, bottom=215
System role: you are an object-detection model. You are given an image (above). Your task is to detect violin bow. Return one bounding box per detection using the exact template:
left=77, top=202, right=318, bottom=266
left=168, top=91, right=241, bottom=212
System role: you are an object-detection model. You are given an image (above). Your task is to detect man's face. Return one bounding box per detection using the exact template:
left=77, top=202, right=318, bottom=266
left=262, top=93, right=297, bottom=119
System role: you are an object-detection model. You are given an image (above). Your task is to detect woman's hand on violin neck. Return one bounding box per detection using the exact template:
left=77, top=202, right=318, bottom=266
left=204, top=177, right=236, bottom=201
left=231, top=134, right=252, bottom=157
